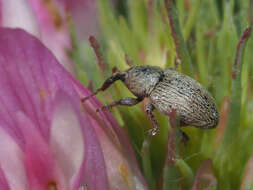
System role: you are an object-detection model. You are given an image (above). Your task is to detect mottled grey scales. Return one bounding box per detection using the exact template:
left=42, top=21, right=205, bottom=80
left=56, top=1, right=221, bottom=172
left=82, top=65, right=219, bottom=136
left=150, top=68, right=219, bottom=129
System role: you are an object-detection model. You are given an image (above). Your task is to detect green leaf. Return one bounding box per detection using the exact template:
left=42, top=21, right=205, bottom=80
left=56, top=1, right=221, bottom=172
left=164, top=0, right=194, bottom=76
left=215, top=27, right=252, bottom=189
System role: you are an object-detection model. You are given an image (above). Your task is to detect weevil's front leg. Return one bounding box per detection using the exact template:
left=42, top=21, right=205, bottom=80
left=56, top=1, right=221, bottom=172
left=81, top=71, right=126, bottom=102
left=96, top=97, right=144, bottom=112
left=146, top=103, right=159, bottom=136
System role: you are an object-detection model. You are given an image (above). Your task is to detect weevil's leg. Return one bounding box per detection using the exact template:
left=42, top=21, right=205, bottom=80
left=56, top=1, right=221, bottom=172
left=81, top=72, right=126, bottom=102
left=145, top=103, right=159, bottom=136
left=180, top=129, right=189, bottom=145
left=96, top=97, right=143, bottom=112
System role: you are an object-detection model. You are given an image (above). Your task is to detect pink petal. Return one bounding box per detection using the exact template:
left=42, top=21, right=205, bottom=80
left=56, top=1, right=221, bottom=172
left=0, top=27, right=76, bottom=144
left=0, top=27, right=56, bottom=144
left=16, top=111, right=68, bottom=190
left=89, top=116, right=147, bottom=190
left=0, top=27, right=145, bottom=189
left=0, top=27, right=110, bottom=190
left=0, top=127, right=28, bottom=190
left=0, top=165, right=10, bottom=190
left=1, top=0, right=39, bottom=36
left=28, top=0, right=74, bottom=73
left=73, top=80, right=149, bottom=189
left=1, top=0, right=74, bottom=73
left=79, top=114, right=110, bottom=190
left=66, top=0, right=99, bottom=41
left=50, top=91, right=85, bottom=188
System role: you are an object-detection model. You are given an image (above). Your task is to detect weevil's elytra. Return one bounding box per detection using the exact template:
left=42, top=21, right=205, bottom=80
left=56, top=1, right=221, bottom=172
left=150, top=68, right=219, bottom=129
left=82, top=65, right=219, bottom=136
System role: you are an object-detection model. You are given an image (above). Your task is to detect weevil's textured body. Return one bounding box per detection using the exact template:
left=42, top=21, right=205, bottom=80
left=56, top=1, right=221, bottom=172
left=123, top=66, right=219, bottom=129
left=150, top=68, right=219, bottom=129
left=83, top=65, right=219, bottom=135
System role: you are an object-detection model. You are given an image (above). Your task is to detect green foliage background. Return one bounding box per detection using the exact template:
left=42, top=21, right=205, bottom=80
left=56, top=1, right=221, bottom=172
left=74, top=0, right=253, bottom=189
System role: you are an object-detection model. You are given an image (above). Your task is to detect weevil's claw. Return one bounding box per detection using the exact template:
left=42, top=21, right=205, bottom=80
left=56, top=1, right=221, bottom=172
left=81, top=89, right=102, bottom=103
left=96, top=105, right=112, bottom=112
left=146, top=127, right=159, bottom=136
left=81, top=94, right=96, bottom=102
left=81, top=97, right=89, bottom=102
left=180, top=130, right=189, bottom=145
left=96, top=107, right=105, bottom=112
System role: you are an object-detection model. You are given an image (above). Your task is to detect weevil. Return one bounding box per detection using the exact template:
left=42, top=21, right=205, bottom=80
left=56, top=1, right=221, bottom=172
left=82, top=65, right=219, bottom=137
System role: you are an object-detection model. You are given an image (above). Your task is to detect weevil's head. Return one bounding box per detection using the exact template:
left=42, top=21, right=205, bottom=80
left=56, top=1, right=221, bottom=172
left=122, top=66, right=164, bottom=97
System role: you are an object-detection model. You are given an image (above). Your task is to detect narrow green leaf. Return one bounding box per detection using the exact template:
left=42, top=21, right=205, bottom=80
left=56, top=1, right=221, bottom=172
left=163, top=110, right=182, bottom=190
left=141, top=136, right=156, bottom=190
left=215, top=27, right=252, bottom=188
left=164, top=0, right=194, bottom=76
left=213, top=1, right=238, bottom=105
left=224, top=27, right=251, bottom=145
left=183, top=0, right=201, bottom=40
left=176, top=159, right=194, bottom=188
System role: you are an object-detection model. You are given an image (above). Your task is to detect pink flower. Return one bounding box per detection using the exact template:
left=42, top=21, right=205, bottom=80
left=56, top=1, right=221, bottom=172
left=27, top=0, right=74, bottom=73
left=66, top=0, right=99, bottom=41
left=0, top=27, right=148, bottom=190
left=0, top=0, right=72, bottom=73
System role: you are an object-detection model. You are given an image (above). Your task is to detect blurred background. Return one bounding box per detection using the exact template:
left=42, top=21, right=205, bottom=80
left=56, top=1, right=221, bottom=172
left=71, top=0, right=253, bottom=189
